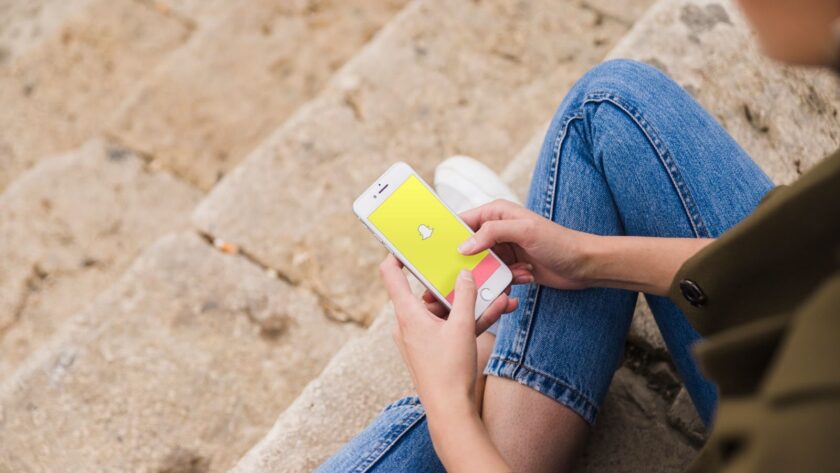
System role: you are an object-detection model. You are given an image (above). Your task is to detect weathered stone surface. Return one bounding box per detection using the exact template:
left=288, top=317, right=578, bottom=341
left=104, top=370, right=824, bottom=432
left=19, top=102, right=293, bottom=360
left=0, top=233, right=360, bottom=472
left=667, top=387, right=707, bottom=445
left=230, top=307, right=412, bottom=473
left=137, top=0, right=235, bottom=26
left=193, top=0, right=653, bottom=324
left=0, top=0, right=88, bottom=61
left=0, top=139, right=201, bottom=380
left=109, top=0, right=408, bottom=190
left=608, top=0, right=840, bottom=184
left=574, top=368, right=697, bottom=472
left=0, top=0, right=189, bottom=191
left=229, top=307, right=697, bottom=473
left=628, top=296, right=668, bottom=354
left=583, top=0, right=656, bottom=26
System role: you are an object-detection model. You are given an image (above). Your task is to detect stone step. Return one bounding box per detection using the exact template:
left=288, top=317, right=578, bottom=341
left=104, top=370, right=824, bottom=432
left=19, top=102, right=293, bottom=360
left=0, top=0, right=407, bottom=375
left=0, top=0, right=90, bottom=62
left=0, top=0, right=190, bottom=192
left=193, top=0, right=655, bottom=325
left=228, top=309, right=696, bottom=473
left=0, top=139, right=201, bottom=381
left=498, top=0, right=840, bottom=357
left=0, top=233, right=360, bottom=472
left=137, top=0, right=239, bottom=27
left=108, top=0, right=409, bottom=190
left=230, top=307, right=412, bottom=473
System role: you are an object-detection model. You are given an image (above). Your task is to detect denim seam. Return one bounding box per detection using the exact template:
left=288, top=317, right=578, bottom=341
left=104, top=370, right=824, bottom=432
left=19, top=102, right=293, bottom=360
left=581, top=91, right=710, bottom=238
left=485, top=355, right=599, bottom=424
left=382, top=395, right=420, bottom=411
left=488, top=355, right=600, bottom=408
left=507, top=111, right=585, bottom=374
left=352, top=405, right=427, bottom=473
left=509, top=283, right=539, bottom=377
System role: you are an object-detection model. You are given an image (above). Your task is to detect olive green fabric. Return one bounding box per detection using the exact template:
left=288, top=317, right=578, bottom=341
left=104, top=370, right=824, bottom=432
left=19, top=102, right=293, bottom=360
left=668, top=151, right=840, bottom=473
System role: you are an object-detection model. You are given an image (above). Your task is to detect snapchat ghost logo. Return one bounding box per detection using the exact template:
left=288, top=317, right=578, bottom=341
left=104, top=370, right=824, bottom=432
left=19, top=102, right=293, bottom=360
left=418, top=224, right=433, bottom=240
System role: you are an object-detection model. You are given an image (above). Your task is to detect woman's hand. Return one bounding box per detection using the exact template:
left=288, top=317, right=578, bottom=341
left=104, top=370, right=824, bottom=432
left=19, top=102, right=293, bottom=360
left=457, top=199, right=595, bottom=291
left=380, top=254, right=512, bottom=472
left=379, top=255, right=508, bottom=414
left=451, top=199, right=715, bottom=296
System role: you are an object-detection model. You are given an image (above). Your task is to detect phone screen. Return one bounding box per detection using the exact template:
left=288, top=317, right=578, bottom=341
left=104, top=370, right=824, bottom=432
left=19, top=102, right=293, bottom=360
left=369, top=174, right=500, bottom=303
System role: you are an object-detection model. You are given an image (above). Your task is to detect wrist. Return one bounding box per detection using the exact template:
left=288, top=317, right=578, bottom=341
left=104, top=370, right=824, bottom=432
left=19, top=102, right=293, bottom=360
left=425, top=393, right=479, bottom=437
left=426, top=403, right=483, bottom=461
left=425, top=397, right=510, bottom=472
left=425, top=391, right=477, bottom=421
left=572, top=232, right=603, bottom=287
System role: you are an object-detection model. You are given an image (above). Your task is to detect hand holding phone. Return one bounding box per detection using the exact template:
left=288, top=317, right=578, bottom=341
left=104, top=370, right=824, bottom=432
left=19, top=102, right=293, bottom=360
left=354, top=162, right=513, bottom=320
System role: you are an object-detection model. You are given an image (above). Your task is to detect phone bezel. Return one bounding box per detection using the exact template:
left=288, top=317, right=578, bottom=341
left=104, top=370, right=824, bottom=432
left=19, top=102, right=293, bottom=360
left=353, top=161, right=513, bottom=319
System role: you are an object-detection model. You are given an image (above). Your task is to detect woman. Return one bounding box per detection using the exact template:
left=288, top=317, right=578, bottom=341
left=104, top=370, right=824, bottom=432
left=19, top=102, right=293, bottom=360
left=319, top=0, right=840, bottom=471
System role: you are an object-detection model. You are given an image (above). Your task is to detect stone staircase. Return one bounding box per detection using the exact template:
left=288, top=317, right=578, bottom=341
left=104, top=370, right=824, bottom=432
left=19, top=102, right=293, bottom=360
left=1, top=0, right=838, bottom=472
left=191, top=0, right=648, bottom=324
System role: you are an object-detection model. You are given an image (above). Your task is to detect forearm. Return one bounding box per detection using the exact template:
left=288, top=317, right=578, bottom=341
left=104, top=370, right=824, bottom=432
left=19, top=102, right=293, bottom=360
left=426, top=399, right=510, bottom=473
left=581, top=235, right=714, bottom=296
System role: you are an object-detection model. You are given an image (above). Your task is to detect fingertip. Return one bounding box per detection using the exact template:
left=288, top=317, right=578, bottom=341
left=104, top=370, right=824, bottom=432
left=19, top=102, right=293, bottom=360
left=507, top=297, right=519, bottom=313
left=457, top=238, right=477, bottom=255
left=454, top=269, right=475, bottom=294
left=513, top=274, right=535, bottom=285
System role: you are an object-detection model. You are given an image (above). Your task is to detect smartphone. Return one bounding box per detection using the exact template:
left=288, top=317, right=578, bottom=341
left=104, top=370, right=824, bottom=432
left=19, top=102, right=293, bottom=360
left=353, top=162, right=512, bottom=319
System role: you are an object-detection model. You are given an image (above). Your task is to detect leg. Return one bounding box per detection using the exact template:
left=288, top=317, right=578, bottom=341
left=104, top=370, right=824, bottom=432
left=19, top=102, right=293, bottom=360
left=315, top=396, right=444, bottom=473
left=483, top=59, right=773, bottom=471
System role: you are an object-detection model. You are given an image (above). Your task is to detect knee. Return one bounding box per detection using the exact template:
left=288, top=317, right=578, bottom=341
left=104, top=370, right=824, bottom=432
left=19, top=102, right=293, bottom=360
left=565, top=59, right=681, bottom=107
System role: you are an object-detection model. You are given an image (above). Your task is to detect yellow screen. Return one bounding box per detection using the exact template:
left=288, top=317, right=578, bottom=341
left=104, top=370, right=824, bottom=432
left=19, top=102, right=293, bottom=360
left=369, top=175, right=489, bottom=298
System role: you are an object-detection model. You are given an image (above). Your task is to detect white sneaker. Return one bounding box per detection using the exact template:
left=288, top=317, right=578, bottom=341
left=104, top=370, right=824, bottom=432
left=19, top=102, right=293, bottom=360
left=434, top=155, right=521, bottom=213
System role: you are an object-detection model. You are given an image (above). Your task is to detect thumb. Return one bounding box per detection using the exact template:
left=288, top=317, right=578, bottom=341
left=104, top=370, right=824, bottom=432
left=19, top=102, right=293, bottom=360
left=449, top=269, right=477, bottom=329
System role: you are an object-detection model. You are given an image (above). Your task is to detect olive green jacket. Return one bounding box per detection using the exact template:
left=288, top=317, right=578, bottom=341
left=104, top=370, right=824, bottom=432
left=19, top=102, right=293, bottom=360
left=668, top=151, right=840, bottom=472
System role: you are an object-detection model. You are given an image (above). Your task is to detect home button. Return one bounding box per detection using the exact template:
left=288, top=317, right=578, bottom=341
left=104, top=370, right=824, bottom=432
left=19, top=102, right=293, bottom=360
left=479, top=287, right=494, bottom=301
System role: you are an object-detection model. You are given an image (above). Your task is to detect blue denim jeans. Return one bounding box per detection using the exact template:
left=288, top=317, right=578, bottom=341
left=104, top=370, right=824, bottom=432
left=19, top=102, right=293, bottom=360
left=317, top=59, right=774, bottom=472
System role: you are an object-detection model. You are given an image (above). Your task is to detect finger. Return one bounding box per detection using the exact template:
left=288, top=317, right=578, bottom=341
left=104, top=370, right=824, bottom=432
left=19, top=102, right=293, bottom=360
left=509, top=262, right=534, bottom=272
left=422, top=290, right=436, bottom=303
left=505, top=296, right=519, bottom=313
left=475, top=294, right=508, bottom=334
left=379, top=255, right=423, bottom=315
left=458, top=219, right=534, bottom=256
left=510, top=264, right=534, bottom=284
left=459, top=199, right=524, bottom=230
left=424, top=300, right=449, bottom=318
left=512, top=272, right=534, bottom=285
left=448, top=269, right=477, bottom=331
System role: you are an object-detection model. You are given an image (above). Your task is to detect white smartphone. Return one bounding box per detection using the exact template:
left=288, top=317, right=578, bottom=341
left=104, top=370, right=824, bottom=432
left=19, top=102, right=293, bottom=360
left=353, top=161, right=513, bottom=319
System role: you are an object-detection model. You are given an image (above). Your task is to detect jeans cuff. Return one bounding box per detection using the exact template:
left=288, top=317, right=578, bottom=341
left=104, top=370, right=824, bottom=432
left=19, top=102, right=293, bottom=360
left=483, top=355, right=600, bottom=426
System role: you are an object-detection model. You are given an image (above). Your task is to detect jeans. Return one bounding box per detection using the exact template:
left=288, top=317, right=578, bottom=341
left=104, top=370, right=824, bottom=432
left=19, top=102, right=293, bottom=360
left=317, top=59, right=774, bottom=472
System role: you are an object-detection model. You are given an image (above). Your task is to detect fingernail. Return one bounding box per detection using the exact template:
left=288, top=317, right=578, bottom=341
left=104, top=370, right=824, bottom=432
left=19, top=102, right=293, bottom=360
left=457, top=238, right=475, bottom=254
left=458, top=269, right=472, bottom=281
